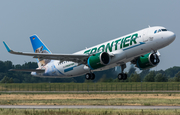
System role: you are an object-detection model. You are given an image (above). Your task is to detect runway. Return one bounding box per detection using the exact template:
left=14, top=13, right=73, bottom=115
left=0, top=105, right=180, bottom=109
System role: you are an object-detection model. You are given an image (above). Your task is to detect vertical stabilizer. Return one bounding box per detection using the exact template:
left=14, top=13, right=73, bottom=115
left=30, top=35, right=51, bottom=54
left=30, top=35, right=51, bottom=68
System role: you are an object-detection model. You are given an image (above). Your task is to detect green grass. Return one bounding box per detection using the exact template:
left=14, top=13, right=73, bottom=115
left=0, top=82, right=180, bottom=92
left=0, top=108, right=180, bottom=115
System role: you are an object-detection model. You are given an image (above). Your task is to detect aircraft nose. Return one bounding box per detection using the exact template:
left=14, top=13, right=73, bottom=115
left=168, top=31, right=176, bottom=42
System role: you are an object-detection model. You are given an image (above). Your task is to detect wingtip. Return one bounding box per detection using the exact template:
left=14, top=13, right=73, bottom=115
left=3, top=41, right=11, bottom=52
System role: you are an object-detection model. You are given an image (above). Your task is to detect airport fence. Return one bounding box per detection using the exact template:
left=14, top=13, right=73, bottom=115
left=0, top=82, right=180, bottom=92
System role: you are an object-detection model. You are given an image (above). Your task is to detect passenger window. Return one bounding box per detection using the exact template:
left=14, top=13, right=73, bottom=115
left=154, top=30, right=157, bottom=34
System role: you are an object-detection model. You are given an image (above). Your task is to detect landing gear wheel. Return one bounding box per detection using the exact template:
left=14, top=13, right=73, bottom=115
left=118, top=73, right=123, bottom=80
left=118, top=73, right=127, bottom=80
left=123, top=74, right=127, bottom=80
left=85, top=73, right=91, bottom=80
left=85, top=73, right=95, bottom=80
left=117, top=64, right=128, bottom=80
left=91, top=73, right=95, bottom=80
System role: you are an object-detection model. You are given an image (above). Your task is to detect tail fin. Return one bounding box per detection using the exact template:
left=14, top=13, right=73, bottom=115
left=30, top=35, right=51, bottom=54
left=30, top=35, right=51, bottom=68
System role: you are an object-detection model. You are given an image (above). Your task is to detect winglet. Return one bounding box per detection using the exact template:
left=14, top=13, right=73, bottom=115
left=3, top=41, right=11, bottom=52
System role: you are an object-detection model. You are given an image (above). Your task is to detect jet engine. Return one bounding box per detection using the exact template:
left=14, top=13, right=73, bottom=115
left=87, top=52, right=110, bottom=69
left=136, top=53, right=160, bottom=70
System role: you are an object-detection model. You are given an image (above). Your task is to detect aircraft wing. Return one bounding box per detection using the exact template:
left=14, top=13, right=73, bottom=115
left=3, top=41, right=89, bottom=64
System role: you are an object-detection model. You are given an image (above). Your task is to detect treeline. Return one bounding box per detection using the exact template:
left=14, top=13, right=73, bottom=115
left=0, top=60, right=180, bottom=83
left=98, top=66, right=180, bottom=82
left=0, top=61, right=76, bottom=83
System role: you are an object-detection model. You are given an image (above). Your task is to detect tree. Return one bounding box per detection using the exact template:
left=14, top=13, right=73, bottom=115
left=0, top=61, right=5, bottom=72
left=139, top=69, right=150, bottom=80
left=0, top=76, right=13, bottom=83
left=13, top=78, right=20, bottom=83
left=98, top=74, right=107, bottom=82
left=143, top=71, right=155, bottom=82
left=129, top=73, right=141, bottom=82
left=1, top=59, right=180, bottom=83
left=164, top=66, right=180, bottom=78
left=105, top=78, right=114, bottom=82
left=154, top=73, right=167, bottom=82
left=9, top=78, right=14, bottom=83
left=174, top=71, right=180, bottom=82
left=21, top=62, right=38, bottom=69
left=168, top=76, right=175, bottom=82
left=0, top=73, right=5, bottom=80
left=4, top=61, right=13, bottom=71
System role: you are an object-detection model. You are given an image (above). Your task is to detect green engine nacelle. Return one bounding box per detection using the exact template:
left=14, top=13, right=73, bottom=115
left=87, top=52, right=110, bottom=70
left=136, top=53, right=160, bottom=70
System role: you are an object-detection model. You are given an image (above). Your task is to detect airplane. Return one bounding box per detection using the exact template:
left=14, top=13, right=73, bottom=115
left=3, top=26, right=176, bottom=80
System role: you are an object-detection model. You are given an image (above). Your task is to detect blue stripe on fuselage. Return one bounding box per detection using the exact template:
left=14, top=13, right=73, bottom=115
left=53, top=65, right=65, bottom=75
left=64, top=66, right=77, bottom=73
left=123, top=42, right=145, bottom=51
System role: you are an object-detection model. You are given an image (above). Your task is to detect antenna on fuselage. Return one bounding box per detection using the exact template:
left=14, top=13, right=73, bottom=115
left=148, top=25, right=150, bottom=28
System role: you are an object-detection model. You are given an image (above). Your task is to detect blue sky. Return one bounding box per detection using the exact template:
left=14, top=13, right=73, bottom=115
left=0, top=0, right=179, bottom=71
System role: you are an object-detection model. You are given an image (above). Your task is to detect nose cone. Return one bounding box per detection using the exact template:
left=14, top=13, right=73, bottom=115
left=163, top=31, right=176, bottom=45
left=168, top=31, right=176, bottom=42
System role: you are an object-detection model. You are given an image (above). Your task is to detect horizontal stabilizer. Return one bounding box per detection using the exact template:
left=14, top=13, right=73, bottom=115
left=9, top=69, right=45, bottom=73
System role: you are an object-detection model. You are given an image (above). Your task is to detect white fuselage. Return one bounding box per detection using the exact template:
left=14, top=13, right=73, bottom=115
left=31, top=26, right=176, bottom=78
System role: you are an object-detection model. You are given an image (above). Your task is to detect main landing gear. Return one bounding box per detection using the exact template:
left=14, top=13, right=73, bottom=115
left=85, top=73, right=95, bottom=80
left=117, top=64, right=127, bottom=80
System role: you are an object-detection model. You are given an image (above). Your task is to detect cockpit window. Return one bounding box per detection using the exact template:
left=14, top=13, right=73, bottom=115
left=154, top=28, right=168, bottom=34
left=154, top=30, right=157, bottom=34
left=161, top=29, right=167, bottom=31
